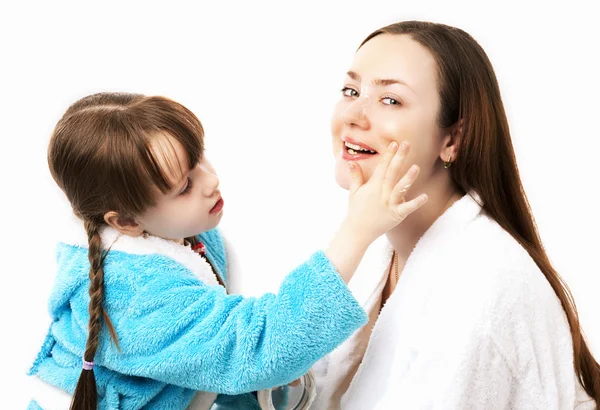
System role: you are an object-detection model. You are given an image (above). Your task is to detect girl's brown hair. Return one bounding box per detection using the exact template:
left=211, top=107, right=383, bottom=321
left=360, top=21, right=599, bottom=404
left=48, top=92, right=205, bottom=409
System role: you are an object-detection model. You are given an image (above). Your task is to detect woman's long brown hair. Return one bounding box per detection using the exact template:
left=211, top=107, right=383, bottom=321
left=360, top=21, right=599, bottom=405
left=48, top=92, right=205, bottom=409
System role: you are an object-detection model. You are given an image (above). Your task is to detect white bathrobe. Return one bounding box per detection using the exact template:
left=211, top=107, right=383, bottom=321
left=311, top=193, right=595, bottom=410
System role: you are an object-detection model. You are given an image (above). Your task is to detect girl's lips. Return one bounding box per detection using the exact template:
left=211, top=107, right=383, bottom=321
left=209, top=197, right=224, bottom=214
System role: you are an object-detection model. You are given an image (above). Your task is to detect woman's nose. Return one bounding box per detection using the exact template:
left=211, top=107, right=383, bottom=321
left=342, top=95, right=371, bottom=128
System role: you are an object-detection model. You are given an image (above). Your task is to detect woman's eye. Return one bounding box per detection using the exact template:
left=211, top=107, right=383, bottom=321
left=382, top=96, right=400, bottom=106
left=180, top=177, right=193, bottom=195
left=341, top=87, right=359, bottom=98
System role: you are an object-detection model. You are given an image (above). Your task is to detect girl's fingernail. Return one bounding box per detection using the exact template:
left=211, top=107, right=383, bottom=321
left=390, top=142, right=398, bottom=150
left=348, top=162, right=355, bottom=170
left=401, top=141, right=409, bottom=151
left=420, top=194, right=428, bottom=202
left=411, top=165, right=419, bottom=174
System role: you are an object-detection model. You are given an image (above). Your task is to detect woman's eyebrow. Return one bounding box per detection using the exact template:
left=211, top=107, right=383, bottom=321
left=347, top=70, right=414, bottom=93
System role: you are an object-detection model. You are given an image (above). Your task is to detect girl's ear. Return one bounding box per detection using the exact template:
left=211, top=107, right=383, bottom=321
left=103, top=211, right=144, bottom=237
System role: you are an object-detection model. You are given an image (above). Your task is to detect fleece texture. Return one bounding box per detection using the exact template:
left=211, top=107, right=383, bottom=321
left=28, top=223, right=367, bottom=410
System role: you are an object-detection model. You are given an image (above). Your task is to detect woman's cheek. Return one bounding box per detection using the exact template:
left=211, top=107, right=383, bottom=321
left=331, top=104, right=344, bottom=136
left=370, top=108, right=402, bottom=140
left=378, top=111, right=427, bottom=152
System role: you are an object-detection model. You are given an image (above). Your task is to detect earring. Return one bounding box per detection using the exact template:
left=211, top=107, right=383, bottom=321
left=443, top=155, right=453, bottom=169
left=142, top=232, right=149, bottom=239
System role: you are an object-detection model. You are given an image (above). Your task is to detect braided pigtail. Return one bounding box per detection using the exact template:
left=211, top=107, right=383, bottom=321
left=69, top=218, right=119, bottom=410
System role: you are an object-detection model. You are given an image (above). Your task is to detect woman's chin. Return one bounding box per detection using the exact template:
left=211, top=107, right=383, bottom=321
left=335, top=162, right=351, bottom=190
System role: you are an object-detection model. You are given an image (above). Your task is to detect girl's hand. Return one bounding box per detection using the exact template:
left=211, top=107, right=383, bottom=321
left=344, top=141, right=427, bottom=245
left=325, top=141, right=427, bottom=284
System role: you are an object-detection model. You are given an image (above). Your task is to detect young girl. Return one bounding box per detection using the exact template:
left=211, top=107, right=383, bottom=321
left=27, top=92, right=427, bottom=410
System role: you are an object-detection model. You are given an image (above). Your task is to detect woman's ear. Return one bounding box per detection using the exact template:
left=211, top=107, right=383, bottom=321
left=440, top=118, right=462, bottom=163
left=103, top=211, right=144, bottom=237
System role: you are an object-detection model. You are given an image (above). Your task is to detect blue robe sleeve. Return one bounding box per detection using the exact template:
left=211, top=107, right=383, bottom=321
left=94, top=250, right=367, bottom=395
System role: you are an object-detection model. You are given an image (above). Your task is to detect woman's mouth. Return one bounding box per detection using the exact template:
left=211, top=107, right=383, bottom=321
left=210, top=197, right=224, bottom=214
left=341, top=138, right=379, bottom=161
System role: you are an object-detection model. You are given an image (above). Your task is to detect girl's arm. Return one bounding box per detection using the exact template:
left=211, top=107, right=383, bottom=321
left=97, top=250, right=367, bottom=395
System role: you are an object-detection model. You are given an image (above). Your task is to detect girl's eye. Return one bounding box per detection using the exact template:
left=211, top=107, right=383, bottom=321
left=382, top=96, right=401, bottom=106
left=341, top=87, right=359, bottom=98
left=180, top=177, right=193, bottom=195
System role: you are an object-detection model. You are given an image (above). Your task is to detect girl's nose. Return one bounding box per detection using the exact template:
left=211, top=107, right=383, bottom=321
left=200, top=165, right=220, bottom=197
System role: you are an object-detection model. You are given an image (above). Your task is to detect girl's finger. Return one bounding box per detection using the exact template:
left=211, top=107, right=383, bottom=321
left=395, top=193, right=428, bottom=221
left=389, top=164, right=420, bottom=205
left=371, top=142, right=398, bottom=183
left=383, top=141, right=410, bottom=196
left=348, top=161, right=364, bottom=194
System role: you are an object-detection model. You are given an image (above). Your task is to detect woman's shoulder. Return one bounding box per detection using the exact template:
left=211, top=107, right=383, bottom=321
left=464, top=211, right=535, bottom=271
left=454, top=213, right=567, bottom=335
left=461, top=217, right=573, bottom=378
left=426, top=209, right=562, bottom=328
left=445, top=210, right=545, bottom=298
left=417, top=213, right=571, bottom=368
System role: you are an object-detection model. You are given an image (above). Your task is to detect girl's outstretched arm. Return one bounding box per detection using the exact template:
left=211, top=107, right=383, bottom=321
left=93, top=250, right=367, bottom=395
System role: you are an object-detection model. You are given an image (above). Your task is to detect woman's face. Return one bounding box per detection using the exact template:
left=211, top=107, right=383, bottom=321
left=332, top=34, right=450, bottom=197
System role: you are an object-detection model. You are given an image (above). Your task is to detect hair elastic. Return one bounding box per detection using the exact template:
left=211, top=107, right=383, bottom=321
left=82, top=359, right=95, bottom=371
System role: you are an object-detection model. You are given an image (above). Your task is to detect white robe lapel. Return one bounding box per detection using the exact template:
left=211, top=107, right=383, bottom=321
left=312, top=234, right=394, bottom=409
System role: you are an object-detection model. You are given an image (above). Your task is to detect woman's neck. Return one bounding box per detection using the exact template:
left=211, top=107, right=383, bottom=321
left=386, top=188, right=463, bottom=263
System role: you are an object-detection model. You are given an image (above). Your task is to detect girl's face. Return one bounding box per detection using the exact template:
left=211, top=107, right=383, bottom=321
left=331, top=34, right=452, bottom=198
left=135, top=133, right=224, bottom=242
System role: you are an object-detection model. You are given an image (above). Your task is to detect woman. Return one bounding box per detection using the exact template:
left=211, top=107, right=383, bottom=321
left=311, top=21, right=599, bottom=409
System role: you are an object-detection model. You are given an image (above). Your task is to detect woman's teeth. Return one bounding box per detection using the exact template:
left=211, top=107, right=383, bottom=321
left=345, top=142, right=377, bottom=155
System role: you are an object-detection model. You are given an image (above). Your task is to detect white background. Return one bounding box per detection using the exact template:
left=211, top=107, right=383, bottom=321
left=1, top=1, right=598, bottom=407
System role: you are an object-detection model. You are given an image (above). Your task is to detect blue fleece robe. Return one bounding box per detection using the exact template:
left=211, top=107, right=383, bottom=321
left=28, top=227, right=367, bottom=409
